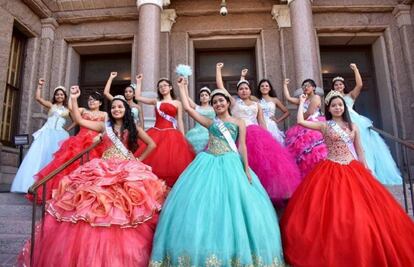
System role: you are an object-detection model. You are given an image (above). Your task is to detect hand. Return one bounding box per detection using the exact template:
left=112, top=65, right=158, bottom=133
left=70, top=85, right=80, bottom=99
left=245, top=170, right=252, bottom=184
left=299, top=94, right=307, bottom=104
left=349, top=63, right=358, bottom=71
left=38, top=78, right=45, bottom=86
left=136, top=74, right=143, bottom=82
left=110, top=72, right=117, bottom=79
left=284, top=78, right=290, bottom=86
left=241, top=68, right=248, bottom=77
left=216, top=62, right=224, bottom=69
left=92, top=133, right=103, bottom=143
left=177, top=76, right=186, bottom=87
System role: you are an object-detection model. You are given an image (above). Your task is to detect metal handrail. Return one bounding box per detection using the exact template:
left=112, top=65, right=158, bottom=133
left=27, top=139, right=102, bottom=267
left=369, top=126, right=413, bottom=215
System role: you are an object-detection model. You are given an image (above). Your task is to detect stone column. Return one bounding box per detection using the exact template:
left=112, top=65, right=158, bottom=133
left=136, top=0, right=163, bottom=128
left=288, top=0, right=321, bottom=87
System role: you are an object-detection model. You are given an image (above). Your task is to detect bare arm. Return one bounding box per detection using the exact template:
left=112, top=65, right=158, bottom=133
left=303, top=95, right=321, bottom=120
left=297, top=94, right=325, bottom=131
left=176, top=101, right=185, bottom=135
left=353, top=124, right=368, bottom=168
left=69, top=86, right=104, bottom=132
left=178, top=77, right=212, bottom=128
left=348, top=63, right=363, bottom=100
left=257, top=105, right=267, bottom=130
left=137, top=105, right=145, bottom=127
left=273, top=98, right=290, bottom=123
left=283, top=78, right=300, bottom=105
left=240, top=68, right=248, bottom=81
left=136, top=126, right=156, bottom=161
left=216, top=62, right=235, bottom=106
left=237, top=119, right=252, bottom=183
left=103, top=72, right=117, bottom=101
left=134, top=74, right=157, bottom=105
left=35, top=78, right=53, bottom=109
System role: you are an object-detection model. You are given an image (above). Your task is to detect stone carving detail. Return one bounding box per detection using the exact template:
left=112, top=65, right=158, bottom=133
left=271, top=5, right=291, bottom=28
left=161, top=9, right=177, bottom=32
left=392, top=4, right=412, bottom=28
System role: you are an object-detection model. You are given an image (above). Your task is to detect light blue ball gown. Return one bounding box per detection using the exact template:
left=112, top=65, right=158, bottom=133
left=185, top=106, right=215, bottom=153
left=150, top=121, right=286, bottom=267
left=344, top=95, right=402, bottom=185
left=11, top=105, right=70, bottom=193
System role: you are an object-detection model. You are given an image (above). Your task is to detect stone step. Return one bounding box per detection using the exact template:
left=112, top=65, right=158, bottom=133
left=0, top=253, right=17, bottom=266
left=0, top=219, right=32, bottom=235
left=0, top=193, right=31, bottom=205
left=0, top=234, right=27, bottom=255
left=0, top=205, right=33, bottom=219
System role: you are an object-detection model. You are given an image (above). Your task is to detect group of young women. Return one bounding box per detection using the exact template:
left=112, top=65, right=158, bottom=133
left=14, top=62, right=414, bottom=267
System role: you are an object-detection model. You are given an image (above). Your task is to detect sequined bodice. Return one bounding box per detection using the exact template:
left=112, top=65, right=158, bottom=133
left=232, top=100, right=258, bottom=126
left=44, top=105, right=69, bottom=130
left=324, top=122, right=356, bottom=164
left=131, top=107, right=139, bottom=123
left=259, top=99, right=276, bottom=119
left=101, top=133, right=132, bottom=161
left=194, top=106, right=215, bottom=129
left=79, top=111, right=106, bottom=134
left=207, top=122, right=239, bottom=155
left=303, top=99, right=322, bottom=121
left=154, top=102, right=177, bottom=129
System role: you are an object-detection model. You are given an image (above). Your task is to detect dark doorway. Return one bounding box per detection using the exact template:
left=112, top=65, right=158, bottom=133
left=320, top=46, right=381, bottom=127
left=195, top=48, right=257, bottom=102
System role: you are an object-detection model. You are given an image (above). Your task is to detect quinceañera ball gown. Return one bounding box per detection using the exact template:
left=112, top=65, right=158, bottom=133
left=134, top=102, right=195, bottom=187
left=344, top=95, right=402, bottom=185
left=150, top=121, right=286, bottom=267
left=33, top=111, right=106, bottom=201
left=18, top=129, right=168, bottom=267
left=185, top=106, right=216, bottom=153
left=11, top=104, right=70, bottom=193
left=232, top=98, right=301, bottom=207
left=281, top=121, right=414, bottom=267
left=285, top=99, right=328, bottom=177
left=259, top=99, right=285, bottom=145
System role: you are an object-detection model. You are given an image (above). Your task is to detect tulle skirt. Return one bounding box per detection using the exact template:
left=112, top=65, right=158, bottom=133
left=18, top=157, right=168, bottom=267
left=285, top=116, right=328, bottom=177
left=246, top=125, right=301, bottom=208
left=350, top=111, right=402, bottom=184
left=265, top=117, right=285, bottom=145
left=150, top=151, right=286, bottom=266
left=185, top=124, right=209, bottom=153
left=11, top=128, right=69, bottom=193
left=281, top=159, right=414, bottom=267
left=32, top=128, right=105, bottom=202
left=135, top=127, right=195, bottom=187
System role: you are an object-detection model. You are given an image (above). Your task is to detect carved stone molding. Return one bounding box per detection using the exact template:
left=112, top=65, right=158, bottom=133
left=161, top=9, right=177, bottom=32
left=41, top=18, right=59, bottom=40
left=271, top=5, right=291, bottom=28
left=392, top=4, right=412, bottom=28
left=288, top=0, right=313, bottom=6
left=137, top=0, right=170, bottom=9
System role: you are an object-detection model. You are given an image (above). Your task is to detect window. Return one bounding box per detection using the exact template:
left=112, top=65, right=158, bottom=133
left=1, top=29, right=26, bottom=145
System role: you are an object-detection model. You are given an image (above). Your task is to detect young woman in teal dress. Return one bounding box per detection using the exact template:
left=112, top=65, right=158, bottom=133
left=149, top=78, right=286, bottom=267
left=331, top=63, right=402, bottom=184
left=185, top=85, right=215, bottom=153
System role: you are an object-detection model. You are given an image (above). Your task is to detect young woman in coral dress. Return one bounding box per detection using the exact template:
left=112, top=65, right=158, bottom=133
left=185, top=86, right=215, bottom=153
left=11, top=79, right=70, bottom=193
left=281, top=91, right=414, bottom=267
left=33, top=91, right=107, bottom=201
left=216, top=63, right=300, bottom=208
left=149, top=78, right=286, bottom=267
left=332, top=63, right=402, bottom=185
left=283, top=78, right=328, bottom=177
left=18, top=86, right=167, bottom=267
left=134, top=74, right=195, bottom=187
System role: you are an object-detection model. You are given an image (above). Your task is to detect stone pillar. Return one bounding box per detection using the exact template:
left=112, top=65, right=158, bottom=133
left=288, top=0, right=320, bottom=87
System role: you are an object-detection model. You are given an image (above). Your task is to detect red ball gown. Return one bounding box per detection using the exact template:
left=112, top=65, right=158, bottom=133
left=18, top=133, right=168, bottom=267
left=281, top=121, right=414, bottom=267
left=134, top=102, right=195, bottom=187
left=32, top=111, right=106, bottom=202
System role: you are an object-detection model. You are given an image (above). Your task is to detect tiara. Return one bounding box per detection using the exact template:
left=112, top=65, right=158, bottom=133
left=113, top=95, right=126, bottom=101
left=53, top=86, right=66, bottom=93
left=324, top=90, right=343, bottom=105
left=199, top=87, right=211, bottom=94
left=129, top=83, right=136, bottom=90
left=95, top=91, right=101, bottom=96
left=210, top=89, right=231, bottom=99
left=332, top=76, right=345, bottom=83
left=237, top=79, right=249, bottom=88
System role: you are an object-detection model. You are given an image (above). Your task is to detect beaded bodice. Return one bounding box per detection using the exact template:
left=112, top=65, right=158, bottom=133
left=44, top=105, right=69, bottom=130
left=101, top=133, right=132, bottom=161
left=232, top=99, right=258, bottom=126
left=194, top=106, right=215, bottom=129
left=131, top=107, right=139, bottom=124
left=207, top=122, right=239, bottom=155
left=324, top=122, right=356, bottom=164
left=259, top=99, right=276, bottom=119
left=303, top=99, right=322, bottom=121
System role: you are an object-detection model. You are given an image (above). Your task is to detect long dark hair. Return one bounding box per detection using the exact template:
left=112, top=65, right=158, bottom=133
left=325, top=95, right=353, bottom=131
left=157, top=78, right=177, bottom=100
left=331, top=79, right=350, bottom=94
left=210, top=92, right=232, bottom=115
left=125, top=85, right=138, bottom=104
left=256, top=79, right=277, bottom=99
left=89, top=91, right=103, bottom=103
left=52, top=88, right=68, bottom=106
left=108, top=98, right=138, bottom=153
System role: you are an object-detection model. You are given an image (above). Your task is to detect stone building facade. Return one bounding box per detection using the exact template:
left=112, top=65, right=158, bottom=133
left=0, top=0, right=413, bottom=189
